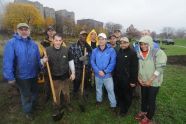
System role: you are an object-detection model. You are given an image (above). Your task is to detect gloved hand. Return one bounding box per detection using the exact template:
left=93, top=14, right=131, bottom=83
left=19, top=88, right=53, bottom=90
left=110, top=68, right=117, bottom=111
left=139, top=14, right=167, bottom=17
left=8, top=80, right=16, bottom=85
left=79, top=56, right=88, bottom=61
left=41, top=56, right=48, bottom=66
left=83, top=60, right=88, bottom=65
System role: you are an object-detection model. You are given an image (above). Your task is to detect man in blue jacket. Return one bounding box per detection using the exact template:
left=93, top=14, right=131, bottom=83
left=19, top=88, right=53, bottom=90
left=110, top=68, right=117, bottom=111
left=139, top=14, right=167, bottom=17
left=3, top=23, right=44, bottom=120
left=91, top=33, right=117, bottom=111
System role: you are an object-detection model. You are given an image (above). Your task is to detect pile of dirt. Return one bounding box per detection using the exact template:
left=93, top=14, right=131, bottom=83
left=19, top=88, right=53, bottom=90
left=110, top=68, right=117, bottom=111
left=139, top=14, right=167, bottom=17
left=167, top=55, right=186, bottom=66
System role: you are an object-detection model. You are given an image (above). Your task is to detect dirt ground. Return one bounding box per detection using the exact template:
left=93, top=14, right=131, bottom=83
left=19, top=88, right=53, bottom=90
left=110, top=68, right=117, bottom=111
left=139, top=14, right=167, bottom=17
left=167, top=55, right=186, bottom=66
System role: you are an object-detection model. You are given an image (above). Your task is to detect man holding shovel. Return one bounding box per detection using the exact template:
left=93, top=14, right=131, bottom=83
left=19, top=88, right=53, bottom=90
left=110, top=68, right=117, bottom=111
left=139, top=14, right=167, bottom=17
left=43, top=33, right=75, bottom=120
left=69, top=31, right=92, bottom=112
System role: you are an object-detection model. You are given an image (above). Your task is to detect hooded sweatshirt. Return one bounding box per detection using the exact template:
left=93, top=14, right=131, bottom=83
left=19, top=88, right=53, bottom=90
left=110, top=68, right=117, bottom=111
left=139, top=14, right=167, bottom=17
left=137, top=36, right=167, bottom=87
left=86, top=29, right=98, bottom=49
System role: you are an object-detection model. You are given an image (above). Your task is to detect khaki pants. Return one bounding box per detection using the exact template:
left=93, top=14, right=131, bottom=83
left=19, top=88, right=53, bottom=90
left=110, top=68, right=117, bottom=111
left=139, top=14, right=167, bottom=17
left=53, top=79, right=70, bottom=106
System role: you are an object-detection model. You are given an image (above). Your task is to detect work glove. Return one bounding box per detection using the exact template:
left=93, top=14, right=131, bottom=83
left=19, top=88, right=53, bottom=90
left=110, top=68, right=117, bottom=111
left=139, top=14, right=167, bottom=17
left=79, top=56, right=88, bottom=61
left=8, top=80, right=16, bottom=86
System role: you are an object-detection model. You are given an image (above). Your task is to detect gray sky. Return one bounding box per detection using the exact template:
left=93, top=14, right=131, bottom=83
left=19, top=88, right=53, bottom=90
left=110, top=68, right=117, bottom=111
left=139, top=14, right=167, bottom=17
left=10, top=0, right=186, bottom=33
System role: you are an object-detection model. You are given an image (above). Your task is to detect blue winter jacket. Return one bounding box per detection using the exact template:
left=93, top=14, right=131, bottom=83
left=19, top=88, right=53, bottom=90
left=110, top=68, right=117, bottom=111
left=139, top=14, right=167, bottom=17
left=91, top=44, right=116, bottom=79
left=3, top=33, right=41, bottom=81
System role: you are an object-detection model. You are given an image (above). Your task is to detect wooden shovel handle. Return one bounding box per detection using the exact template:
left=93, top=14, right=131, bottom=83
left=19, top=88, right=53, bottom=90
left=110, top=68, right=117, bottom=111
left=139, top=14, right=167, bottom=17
left=43, top=50, right=57, bottom=103
left=80, top=48, right=87, bottom=96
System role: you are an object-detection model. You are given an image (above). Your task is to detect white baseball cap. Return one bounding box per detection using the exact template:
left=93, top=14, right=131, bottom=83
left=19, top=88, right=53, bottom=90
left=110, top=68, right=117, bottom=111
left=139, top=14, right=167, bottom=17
left=98, top=33, right=107, bottom=39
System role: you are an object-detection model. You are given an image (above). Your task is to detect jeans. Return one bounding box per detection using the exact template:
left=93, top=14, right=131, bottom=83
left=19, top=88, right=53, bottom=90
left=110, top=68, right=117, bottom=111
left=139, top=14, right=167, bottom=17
left=95, top=77, right=116, bottom=107
left=16, top=78, right=39, bottom=114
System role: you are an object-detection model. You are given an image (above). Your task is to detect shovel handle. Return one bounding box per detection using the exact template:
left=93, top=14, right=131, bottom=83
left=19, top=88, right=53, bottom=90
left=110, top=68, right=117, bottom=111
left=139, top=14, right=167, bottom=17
left=43, top=50, right=57, bottom=103
left=80, top=48, right=87, bottom=96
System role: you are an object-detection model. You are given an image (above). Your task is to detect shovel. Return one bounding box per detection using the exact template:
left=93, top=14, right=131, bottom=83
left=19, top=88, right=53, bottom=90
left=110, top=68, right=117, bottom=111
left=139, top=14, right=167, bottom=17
left=43, top=50, right=64, bottom=121
left=78, top=48, right=87, bottom=112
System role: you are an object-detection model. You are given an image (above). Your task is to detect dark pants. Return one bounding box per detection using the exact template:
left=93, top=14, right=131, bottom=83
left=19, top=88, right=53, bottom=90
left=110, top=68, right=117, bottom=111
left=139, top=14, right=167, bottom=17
left=44, top=74, right=51, bottom=100
left=141, top=86, right=159, bottom=119
left=113, top=75, right=119, bottom=106
left=16, top=78, right=39, bottom=114
left=73, top=68, right=91, bottom=95
left=117, top=82, right=134, bottom=113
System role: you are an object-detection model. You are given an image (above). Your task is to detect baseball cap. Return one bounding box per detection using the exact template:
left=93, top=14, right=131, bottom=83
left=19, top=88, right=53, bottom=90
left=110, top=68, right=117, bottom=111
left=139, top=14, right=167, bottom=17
left=98, top=33, right=107, bottom=39
left=120, top=37, right=129, bottom=43
left=17, top=23, right=29, bottom=29
left=80, top=30, right=88, bottom=35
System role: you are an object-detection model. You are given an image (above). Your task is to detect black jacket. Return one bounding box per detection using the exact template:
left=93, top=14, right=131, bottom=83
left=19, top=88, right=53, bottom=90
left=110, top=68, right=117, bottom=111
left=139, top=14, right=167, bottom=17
left=115, top=47, right=138, bottom=84
left=46, top=46, right=73, bottom=80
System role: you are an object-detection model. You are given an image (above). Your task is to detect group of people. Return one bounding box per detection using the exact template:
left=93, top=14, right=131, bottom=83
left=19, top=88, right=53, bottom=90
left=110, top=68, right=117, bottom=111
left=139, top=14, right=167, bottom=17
left=3, top=23, right=167, bottom=124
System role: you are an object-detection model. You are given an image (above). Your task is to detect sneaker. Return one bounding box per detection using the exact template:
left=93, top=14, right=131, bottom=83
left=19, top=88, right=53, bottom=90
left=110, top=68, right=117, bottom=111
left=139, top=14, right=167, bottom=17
left=135, top=112, right=147, bottom=121
left=66, top=104, right=73, bottom=112
left=52, top=110, right=64, bottom=121
left=96, top=101, right=102, bottom=107
left=79, top=104, right=86, bottom=112
left=25, top=113, right=34, bottom=121
left=110, top=107, right=117, bottom=113
left=118, top=111, right=128, bottom=117
left=140, top=116, right=152, bottom=124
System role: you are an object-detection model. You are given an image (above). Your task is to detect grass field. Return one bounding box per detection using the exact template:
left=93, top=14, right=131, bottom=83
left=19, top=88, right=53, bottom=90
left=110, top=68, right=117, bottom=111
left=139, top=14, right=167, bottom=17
left=175, top=38, right=186, bottom=46
left=0, top=38, right=186, bottom=124
left=0, top=65, right=185, bottom=124
left=160, top=39, right=186, bottom=56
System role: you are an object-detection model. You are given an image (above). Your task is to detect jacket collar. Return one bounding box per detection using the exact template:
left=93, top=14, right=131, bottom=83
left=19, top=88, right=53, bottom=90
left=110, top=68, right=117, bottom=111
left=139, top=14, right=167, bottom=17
left=14, top=33, right=32, bottom=41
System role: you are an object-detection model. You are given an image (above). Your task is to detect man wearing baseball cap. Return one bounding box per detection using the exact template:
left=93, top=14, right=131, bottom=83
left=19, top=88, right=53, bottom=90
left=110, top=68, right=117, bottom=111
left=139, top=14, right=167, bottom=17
left=91, top=33, right=117, bottom=112
left=115, top=37, right=138, bottom=116
left=3, top=23, right=44, bottom=120
left=69, top=30, right=92, bottom=112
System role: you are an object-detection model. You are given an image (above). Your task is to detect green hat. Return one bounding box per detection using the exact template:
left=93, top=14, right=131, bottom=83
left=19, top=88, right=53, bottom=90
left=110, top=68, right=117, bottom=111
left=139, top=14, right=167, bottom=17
left=17, top=23, right=29, bottom=29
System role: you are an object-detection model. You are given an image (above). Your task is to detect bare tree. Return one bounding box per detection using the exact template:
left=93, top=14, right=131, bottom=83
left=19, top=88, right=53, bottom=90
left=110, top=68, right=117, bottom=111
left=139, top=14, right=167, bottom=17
left=175, top=28, right=186, bottom=38
left=162, top=27, right=175, bottom=38
left=105, top=22, right=123, bottom=34
left=126, top=24, right=140, bottom=41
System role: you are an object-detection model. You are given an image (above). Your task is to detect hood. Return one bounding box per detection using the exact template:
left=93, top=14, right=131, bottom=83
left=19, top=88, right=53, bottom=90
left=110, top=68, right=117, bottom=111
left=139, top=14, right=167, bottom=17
left=86, top=29, right=98, bottom=46
left=139, top=36, right=153, bottom=48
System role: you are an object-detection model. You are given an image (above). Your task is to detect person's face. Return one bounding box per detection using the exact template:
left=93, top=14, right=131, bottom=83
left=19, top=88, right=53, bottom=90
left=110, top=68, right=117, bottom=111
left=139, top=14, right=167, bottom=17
left=139, top=42, right=149, bottom=51
left=98, top=37, right=107, bottom=46
left=53, top=36, right=63, bottom=49
left=120, top=41, right=129, bottom=49
left=109, top=36, right=117, bottom=45
left=141, top=30, right=150, bottom=36
left=90, top=32, right=96, bottom=42
left=114, top=31, right=121, bottom=38
left=79, top=33, right=87, bottom=42
left=47, top=29, right=55, bottom=38
left=17, top=27, right=30, bottom=38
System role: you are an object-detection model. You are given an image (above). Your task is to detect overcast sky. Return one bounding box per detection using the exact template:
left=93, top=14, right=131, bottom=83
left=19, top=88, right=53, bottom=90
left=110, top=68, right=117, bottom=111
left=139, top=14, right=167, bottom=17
left=9, top=0, right=186, bottom=33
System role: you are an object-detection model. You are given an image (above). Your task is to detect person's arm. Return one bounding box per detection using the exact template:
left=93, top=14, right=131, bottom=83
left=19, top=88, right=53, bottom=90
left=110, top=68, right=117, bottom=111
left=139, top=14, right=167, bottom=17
left=103, top=49, right=116, bottom=74
left=129, top=51, right=139, bottom=87
left=91, top=49, right=100, bottom=74
left=3, top=41, right=15, bottom=81
left=68, top=50, right=75, bottom=80
left=145, top=49, right=167, bottom=86
left=35, top=45, right=44, bottom=69
left=69, top=60, right=75, bottom=80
